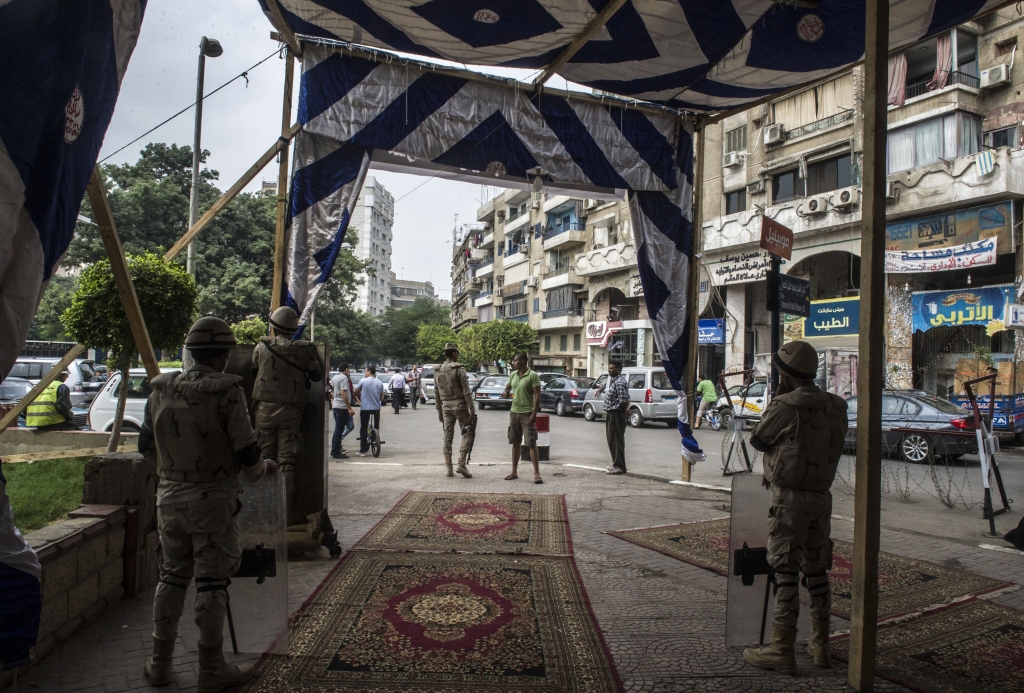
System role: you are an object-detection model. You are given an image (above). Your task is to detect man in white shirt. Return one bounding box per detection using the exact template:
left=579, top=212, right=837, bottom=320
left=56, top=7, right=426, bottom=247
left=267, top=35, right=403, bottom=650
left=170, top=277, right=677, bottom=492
left=330, top=364, right=355, bottom=459
left=390, top=370, right=407, bottom=414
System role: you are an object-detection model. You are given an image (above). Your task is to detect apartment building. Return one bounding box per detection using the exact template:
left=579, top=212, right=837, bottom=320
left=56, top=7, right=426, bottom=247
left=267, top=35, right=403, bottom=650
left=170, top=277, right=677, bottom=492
left=350, top=176, right=394, bottom=315
left=389, top=271, right=440, bottom=309
left=699, top=9, right=1024, bottom=398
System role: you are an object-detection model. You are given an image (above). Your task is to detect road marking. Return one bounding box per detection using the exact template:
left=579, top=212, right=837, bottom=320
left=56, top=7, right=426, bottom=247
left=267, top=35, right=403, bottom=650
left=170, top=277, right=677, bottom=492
left=561, top=463, right=609, bottom=472
left=669, top=480, right=731, bottom=492
left=979, top=543, right=1024, bottom=556
left=345, top=462, right=403, bottom=466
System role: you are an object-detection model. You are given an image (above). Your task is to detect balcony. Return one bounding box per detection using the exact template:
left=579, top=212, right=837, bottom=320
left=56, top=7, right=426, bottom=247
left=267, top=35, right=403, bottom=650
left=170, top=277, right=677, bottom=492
left=475, top=291, right=494, bottom=307
left=506, top=314, right=529, bottom=323
left=479, top=232, right=495, bottom=249
left=541, top=265, right=582, bottom=290
left=504, top=249, right=528, bottom=268
left=574, top=241, right=636, bottom=276
left=784, top=108, right=854, bottom=141
left=470, top=247, right=490, bottom=262
left=476, top=260, right=494, bottom=278
left=542, top=222, right=587, bottom=249
left=540, top=307, right=585, bottom=330
left=502, top=280, right=527, bottom=298
left=476, top=196, right=496, bottom=222
left=905, top=70, right=979, bottom=100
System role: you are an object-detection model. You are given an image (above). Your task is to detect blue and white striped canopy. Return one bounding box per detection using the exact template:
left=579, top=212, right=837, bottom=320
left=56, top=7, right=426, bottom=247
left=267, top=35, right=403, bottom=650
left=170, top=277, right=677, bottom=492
left=262, top=0, right=1006, bottom=112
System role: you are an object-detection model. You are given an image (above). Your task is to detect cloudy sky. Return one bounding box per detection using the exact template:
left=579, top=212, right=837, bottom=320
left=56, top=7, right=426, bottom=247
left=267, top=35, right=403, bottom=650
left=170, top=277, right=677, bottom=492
left=100, top=0, right=582, bottom=299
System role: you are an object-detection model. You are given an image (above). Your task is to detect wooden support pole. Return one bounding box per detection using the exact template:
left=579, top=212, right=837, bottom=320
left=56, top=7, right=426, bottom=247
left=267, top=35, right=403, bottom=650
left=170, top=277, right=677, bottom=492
left=86, top=167, right=161, bottom=380
left=272, top=48, right=296, bottom=312
left=533, top=0, right=628, bottom=88
left=683, top=123, right=705, bottom=479
left=0, top=344, right=85, bottom=433
left=848, top=0, right=887, bottom=689
left=164, top=124, right=299, bottom=262
left=264, top=0, right=302, bottom=56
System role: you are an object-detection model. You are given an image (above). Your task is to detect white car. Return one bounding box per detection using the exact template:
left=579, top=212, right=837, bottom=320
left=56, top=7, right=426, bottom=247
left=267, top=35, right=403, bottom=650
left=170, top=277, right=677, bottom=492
left=88, top=368, right=179, bottom=432
left=10, top=357, right=103, bottom=407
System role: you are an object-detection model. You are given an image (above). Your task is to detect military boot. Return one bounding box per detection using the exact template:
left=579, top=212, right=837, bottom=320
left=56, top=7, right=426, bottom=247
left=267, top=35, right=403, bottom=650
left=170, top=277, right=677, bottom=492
left=742, top=625, right=797, bottom=675
left=456, top=455, right=473, bottom=478
left=807, top=618, right=831, bottom=667
left=445, top=455, right=454, bottom=477
left=143, top=635, right=175, bottom=686
left=197, top=640, right=255, bottom=693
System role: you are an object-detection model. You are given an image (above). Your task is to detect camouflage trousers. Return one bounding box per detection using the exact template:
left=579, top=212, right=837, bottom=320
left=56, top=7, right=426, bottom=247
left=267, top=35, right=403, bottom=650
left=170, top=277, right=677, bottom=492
left=442, top=407, right=475, bottom=464
left=153, top=498, right=241, bottom=644
left=767, top=505, right=832, bottom=629
left=255, top=402, right=303, bottom=473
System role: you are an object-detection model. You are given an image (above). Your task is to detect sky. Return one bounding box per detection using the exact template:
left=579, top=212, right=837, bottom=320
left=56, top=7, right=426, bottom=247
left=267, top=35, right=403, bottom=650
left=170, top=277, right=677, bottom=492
left=99, top=0, right=582, bottom=299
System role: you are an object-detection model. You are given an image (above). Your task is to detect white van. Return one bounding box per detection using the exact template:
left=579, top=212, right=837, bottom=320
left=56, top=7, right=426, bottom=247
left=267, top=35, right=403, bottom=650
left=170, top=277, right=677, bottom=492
left=88, top=368, right=179, bottom=432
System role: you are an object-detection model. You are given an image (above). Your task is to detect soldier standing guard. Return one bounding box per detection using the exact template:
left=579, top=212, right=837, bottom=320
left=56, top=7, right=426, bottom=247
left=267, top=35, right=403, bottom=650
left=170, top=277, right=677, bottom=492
left=434, top=342, right=475, bottom=478
left=140, top=317, right=276, bottom=692
left=251, top=306, right=323, bottom=519
left=742, top=340, right=848, bottom=674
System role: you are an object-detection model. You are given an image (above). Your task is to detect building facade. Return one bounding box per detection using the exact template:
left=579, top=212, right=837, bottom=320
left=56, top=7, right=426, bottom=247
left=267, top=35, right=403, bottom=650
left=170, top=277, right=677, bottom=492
left=389, top=271, right=440, bottom=309
left=698, top=10, right=1024, bottom=401
left=350, top=176, right=394, bottom=316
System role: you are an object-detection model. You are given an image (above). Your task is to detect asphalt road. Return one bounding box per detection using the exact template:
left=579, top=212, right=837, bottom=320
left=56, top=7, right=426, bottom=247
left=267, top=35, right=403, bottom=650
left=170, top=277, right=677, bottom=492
left=329, top=401, right=1024, bottom=546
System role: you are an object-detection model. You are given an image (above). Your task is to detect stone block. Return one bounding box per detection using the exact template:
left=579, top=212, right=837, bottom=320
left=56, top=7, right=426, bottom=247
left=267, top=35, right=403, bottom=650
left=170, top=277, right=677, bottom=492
left=100, top=557, right=124, bottom=595
left=43, top=552, right=77, bottom=599
left=81, top=452, right=157, bottom=537
left=107, top=527, right=126, bottom=558
left=68, top=572, right=99, bottom=618
left=78, top=536, right=108, bottom=578
left=38, top=593, right=68, bottom=638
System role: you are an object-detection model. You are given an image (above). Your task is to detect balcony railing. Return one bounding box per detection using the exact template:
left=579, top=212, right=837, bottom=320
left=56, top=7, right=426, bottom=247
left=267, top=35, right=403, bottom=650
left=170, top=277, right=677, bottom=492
left=542, top=307, right=584, bottom=319
left=506, top=314, right=529, bottom=322
left=542, top=221, right=584, bottom=241
left=784, top=108, right=854, bottom=139
left=544, top=264, right=573, bottom=277
left=905, top=71, right=980, bottom=100
left=502, top=280, right=527, bottom=297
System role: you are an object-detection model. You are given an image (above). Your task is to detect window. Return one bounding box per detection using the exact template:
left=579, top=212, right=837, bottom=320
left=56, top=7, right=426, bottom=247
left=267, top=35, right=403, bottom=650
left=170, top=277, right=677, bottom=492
left=886, top=111, right=981, bottom=174
left=560, top=335, right=568, bottom=351
left=725, top=188, right=746, bottom=215
left=806, top=153, right=852, bottom=195
left=627, top=373, right=646, bottom=389
left=533, top=298, right=540, bottom=313
left=985, top=126, right=1016, bottom=149
left=544, top=336, right=551, bottom=352
left=9, top=362, right=43, bottom=379
left=573, top=333, right=581, bottom=351
left=652, top=372, right=673, bottom=390
left=545, top=286, right=575, bottom=312
left=996, top=37, right=1018, bottom=57
left=772, top=169, right=804, bottom=203
left=725, top=126, right=747, bottom=154
left=126, top=375, right=152, bottom=399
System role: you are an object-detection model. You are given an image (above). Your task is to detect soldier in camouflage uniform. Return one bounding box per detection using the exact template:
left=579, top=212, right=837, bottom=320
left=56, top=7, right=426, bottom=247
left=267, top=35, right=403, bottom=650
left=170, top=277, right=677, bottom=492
left=251, top=306, right=323, bottom=519
left=435, top=342, right=475, bottom=478
left=140, top=316, right=276, bottom=693
left=742, top=340, right=848, bottom=674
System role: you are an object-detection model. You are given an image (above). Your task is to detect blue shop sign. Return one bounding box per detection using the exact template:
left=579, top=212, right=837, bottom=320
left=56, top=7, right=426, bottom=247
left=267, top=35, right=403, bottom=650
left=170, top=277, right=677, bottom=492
left=698, top=319, right=724, bottom=345
left=803, top=297, right=859, bottom=338
left=911, top=285, right=1014, bottom=332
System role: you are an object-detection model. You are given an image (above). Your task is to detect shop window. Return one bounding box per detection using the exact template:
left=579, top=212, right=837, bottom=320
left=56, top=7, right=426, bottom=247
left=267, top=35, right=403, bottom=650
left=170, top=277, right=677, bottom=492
left=725, top=188, right=746, bottom=215
left=772, top=169, right=804, bottom=203
left=806, top=154, right=852, bottom=195
left=984, top=126, right=1016, bottom=149
left=725, top=126, right=747, bottom=154
left=610, top=330, right=639, bottom=367
left=560, top=334, right=568, bottom=351
left=573, top=333, right=581, bottom=350
left=544, top=336, right=551, bottom=352
left=887, top=111, right=981, bottom=174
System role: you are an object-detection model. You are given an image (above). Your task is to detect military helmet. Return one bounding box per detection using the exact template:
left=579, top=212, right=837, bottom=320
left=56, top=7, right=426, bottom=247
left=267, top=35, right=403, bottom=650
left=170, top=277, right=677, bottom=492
left=269, top=306, right=299, bottom=333
left=773, top=340, right=818, bottom=381
left=185, top=316, right=237, bottom=350
left=444, top=342, right=459, bottom=351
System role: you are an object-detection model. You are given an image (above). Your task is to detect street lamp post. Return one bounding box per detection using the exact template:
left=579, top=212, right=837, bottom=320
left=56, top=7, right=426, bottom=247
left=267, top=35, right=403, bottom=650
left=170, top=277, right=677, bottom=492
left=186, top=36, right=223, bottom=277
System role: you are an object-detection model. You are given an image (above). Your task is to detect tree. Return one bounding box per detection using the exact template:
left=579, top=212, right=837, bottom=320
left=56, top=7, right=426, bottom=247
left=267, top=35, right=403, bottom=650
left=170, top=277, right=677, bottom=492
left=27, top=275, right=77, bottom=341
left=376, top=298, right=451, bottom=363
left=456, top=324, right=486, bottom=369
left=316, top=308, right=380, bottom=367
left=417, top=323, right=456, bottom=362
left=62, top=252, right=197, bottom=449
left=479, top=320, right=538, bottom=367
left=231, top=316, right=267, bottom=344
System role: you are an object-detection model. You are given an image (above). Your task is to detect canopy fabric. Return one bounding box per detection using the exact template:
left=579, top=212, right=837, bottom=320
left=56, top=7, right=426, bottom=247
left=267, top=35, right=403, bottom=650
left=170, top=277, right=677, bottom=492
left=0, top=0, right=145, bottom=382
left=261, top=0, right=1004, bottom=113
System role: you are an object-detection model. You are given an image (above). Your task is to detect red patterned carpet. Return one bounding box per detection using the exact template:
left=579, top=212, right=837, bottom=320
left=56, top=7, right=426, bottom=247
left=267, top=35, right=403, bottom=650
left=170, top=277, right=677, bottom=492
left=244, top=493, right=620, bottom=692
left=608, top=518, right=1010, bottom=621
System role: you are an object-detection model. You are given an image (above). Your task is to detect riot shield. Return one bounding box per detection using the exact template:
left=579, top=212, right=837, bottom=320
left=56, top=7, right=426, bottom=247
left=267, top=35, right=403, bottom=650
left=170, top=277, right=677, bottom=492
left=725, top=474, right=810, bottom=647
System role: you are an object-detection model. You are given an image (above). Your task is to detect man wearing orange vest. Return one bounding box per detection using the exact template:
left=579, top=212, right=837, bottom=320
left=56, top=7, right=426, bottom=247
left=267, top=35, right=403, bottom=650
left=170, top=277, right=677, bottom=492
left=25, top=370, right=76, bottom=429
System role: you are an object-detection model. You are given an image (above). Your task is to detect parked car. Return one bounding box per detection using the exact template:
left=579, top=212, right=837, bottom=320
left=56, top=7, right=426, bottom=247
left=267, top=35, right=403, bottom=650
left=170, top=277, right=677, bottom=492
left=88, top=368, right=179, bottom=432
left=716, top=380, right=769, bottom=428
left=9, top=357, right=102, bottom=407
left=582, top=367, right=680, bottom=427
left=419, top=366, right=436, bottom=404
left=474, top=375, right=511, bottom=409
left=539, top=376, right=595, bottom=416
left=375, top=372, right=394, bottom=404
left=844, top=391, right=978, bottom=462
left=0, top=377, right=33, bottom=407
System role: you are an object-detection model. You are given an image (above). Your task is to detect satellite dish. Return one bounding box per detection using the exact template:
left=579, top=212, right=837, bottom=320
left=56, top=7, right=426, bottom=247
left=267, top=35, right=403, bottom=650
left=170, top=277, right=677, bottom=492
left=531, top=175, right=544, bottom=193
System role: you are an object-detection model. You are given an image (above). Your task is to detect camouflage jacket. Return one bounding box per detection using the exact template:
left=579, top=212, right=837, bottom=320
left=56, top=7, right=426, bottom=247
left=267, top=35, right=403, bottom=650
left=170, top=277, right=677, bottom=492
left=251, top=336, right=322, bottom=404
left=434, top=360, right=474, bottom=411
left=146, top=365, right=258, bottom=484
left=750, top=385, right=848, bottom=508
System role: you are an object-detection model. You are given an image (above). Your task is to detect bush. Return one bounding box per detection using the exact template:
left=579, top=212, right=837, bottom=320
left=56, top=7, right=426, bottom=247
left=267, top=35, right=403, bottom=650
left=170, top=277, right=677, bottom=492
left=231, top=316, right=268, bottom=344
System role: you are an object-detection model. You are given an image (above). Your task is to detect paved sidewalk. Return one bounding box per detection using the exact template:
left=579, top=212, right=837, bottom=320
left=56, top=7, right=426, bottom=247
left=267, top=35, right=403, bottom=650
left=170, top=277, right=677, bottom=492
left=8, top=461, right=1021, bottom=692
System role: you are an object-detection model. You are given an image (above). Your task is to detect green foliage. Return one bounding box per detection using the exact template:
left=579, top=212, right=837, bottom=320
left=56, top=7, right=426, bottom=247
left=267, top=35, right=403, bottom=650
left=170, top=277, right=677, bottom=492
left=316, top=308, right=381, bottom=367
left=416, top=323, right=456, bottom=362
left=478, top=320, right=538, bottom=364
left=27, top=274, right=78, bottom=341
left=456, top=324, right=486, bottom=368
left=231, top=316, right=268, bottom=344
left=61, top=252, right=197, bottom=364
left=158, top=360, right=183, bottom=368
left=4, top=458, right=87, bottom=532
left=376, top=298, right=451, bottom=362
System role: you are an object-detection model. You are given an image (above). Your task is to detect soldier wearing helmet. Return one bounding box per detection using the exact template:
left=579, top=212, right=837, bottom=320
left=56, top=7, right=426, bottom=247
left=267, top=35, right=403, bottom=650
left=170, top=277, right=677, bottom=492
left=139, top=316, right=275, bottom=692
left=434, top=342, right=474, bottom=478
left=742, top=340, right=848, bottom=675
left=250, top=306, right=323, bottom=519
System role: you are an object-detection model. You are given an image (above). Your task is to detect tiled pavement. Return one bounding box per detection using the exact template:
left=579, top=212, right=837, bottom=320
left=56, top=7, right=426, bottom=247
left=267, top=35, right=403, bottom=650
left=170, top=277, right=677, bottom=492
left=6, top=462, right=1022, bottom=693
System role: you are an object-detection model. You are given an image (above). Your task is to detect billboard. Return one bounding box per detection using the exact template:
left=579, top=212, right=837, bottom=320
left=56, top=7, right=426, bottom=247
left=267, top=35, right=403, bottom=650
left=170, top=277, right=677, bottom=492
left=885, top=202, right=1013, bottom=254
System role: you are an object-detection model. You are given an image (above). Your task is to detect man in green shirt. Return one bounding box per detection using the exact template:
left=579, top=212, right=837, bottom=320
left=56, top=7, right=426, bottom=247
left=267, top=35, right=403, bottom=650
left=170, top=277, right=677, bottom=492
left=694, top=377, right=719, bottom=429
left=501, top=352, right=543, bottom=484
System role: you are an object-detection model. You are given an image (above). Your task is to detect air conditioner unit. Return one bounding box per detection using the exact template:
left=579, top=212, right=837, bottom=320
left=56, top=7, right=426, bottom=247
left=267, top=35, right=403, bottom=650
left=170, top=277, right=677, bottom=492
left=832, top=186, right=860, bottom=210
left=722, top=151, right=744, bottom=168
left=584, top=198, right=599, bottom=209
left=526, top=276, right=539, bottom=288
left=764, top=123, right=786, bottom=146
left=496, top=209, right=506, bottom=219
left=496, top=274, right=504, bottom=282
left=531, top=199, right=540, bottom=209
left=747, top=179, right=765, bottom=195
left=885, top=180, right=900, bottom=202
left=805, top=195, right=828, bottom=215
left=495, top=287, right=504, bottom=297
left=981, top=63, right=1011, bottom=89
left=471, top=277, right=482, bottom=284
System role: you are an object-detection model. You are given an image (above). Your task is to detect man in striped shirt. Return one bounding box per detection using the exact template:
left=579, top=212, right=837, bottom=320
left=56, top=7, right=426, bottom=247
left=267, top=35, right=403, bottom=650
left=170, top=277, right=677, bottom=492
left=598, top=361, right=630, bottom=474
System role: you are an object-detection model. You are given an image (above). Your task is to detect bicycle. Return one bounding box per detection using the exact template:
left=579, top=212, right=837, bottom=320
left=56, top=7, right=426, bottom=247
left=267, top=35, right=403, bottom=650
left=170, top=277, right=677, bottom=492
left=366, top=425, right=382, bottom=457
left=694, top=396, right=722, bottom=431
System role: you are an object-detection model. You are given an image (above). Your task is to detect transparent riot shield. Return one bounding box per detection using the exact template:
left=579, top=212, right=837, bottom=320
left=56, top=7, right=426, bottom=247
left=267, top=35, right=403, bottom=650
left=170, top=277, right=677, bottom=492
left=180, top=472, right=289, bottom=655
left=725, top=474, right=810, bottom=647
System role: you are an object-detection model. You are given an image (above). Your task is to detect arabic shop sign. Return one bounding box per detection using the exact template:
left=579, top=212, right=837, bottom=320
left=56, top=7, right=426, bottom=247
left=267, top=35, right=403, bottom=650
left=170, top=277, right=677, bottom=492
left=586, top=320, right=622, bottom=347
left=698, top=319, right=724, bottom=344
left=803, top=297, right=860, bottom=338
left=778, top=274, right=811, bottom=318
left=885, top=202, right=1013, bottom=254
left=1005, top=304, right=1024, bottom=330
left=911, top=285, right=1014, bottom=333
left=760, top=217, right=793, bottom=260
left=885, top=237, right=997, bottom=273
left=710, top=250, right=771, bottom=285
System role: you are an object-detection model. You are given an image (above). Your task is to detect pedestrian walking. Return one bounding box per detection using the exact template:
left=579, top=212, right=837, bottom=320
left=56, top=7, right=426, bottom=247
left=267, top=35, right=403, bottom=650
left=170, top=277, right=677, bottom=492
left=597, top=361, right=629, bottom=474
left=742, top=340, right=848, bottom=674
left=330, top=363, right=355, bottom=459
left=390, top=369, right=407, bottom=413
left=353, top=366, right=384, bottom=456
left=407, top=363, right=420, bottom=410
left=434, top=344, right=475, bottom=478
left=501, top=352, right=543, bottom=484
left=694, top=376, right=718, bottom=428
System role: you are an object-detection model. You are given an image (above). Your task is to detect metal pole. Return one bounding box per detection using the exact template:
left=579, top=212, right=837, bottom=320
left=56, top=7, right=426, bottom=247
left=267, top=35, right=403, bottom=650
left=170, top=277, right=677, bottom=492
left=767, top=256, right=781, bottom=395
left=186, top=39, right=207, bottom=277
left=848, top=0, right=887, bottom=689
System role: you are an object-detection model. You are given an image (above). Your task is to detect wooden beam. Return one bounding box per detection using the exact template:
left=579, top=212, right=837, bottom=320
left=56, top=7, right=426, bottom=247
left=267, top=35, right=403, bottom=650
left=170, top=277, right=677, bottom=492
left=684, top=123, right=705, bottom=419
left=533, top=0, right=628, bottom=88
left=0, top=345, right=85, bottom=433
left=86, top=167, right=161, bottom=380
left=272, top=49, right=296, bottom=311
left=2, top=446, right=132, bottom=464
left=164, top=124, right=300, bottom=263
left=265, top=0, right=302, bottom=56
left=848, top=0, right=887, bottom=689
